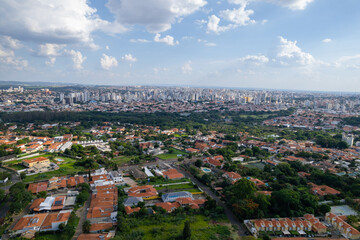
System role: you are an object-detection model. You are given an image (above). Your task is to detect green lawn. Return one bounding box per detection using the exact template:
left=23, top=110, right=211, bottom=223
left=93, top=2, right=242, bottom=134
left=24, top=158, right=85, bottom=183
left=119, top=215, right=232, bottom=240
left=7, top=163, right=26, bottom=170
left=140, top=178, right=191, bottom=186
left=155, top=183, right=199, bottom=192
left=157, top=148, right=186, bottom=160
left=112, top=155, right=134, bottom=165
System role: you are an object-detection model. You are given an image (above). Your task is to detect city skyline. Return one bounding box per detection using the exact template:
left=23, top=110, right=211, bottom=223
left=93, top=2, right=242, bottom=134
left=1, top=0, right=360, bottom=92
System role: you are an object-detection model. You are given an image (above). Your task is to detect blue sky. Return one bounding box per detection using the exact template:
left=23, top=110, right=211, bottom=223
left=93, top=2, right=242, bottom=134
left=0, top=0, right=360, bottom=91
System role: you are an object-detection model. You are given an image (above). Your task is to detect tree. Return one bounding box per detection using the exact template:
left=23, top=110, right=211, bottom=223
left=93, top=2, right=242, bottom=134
left=20, top=172, right=26, bottom=180
left=195, top=159, right=203, bottom=168
left=0, top=189, right=5, bottom=202
left=182, top=220, right=191, bottom=240
left=83, top=220, right=91, bottom=233
left=318, top=204, right=331, bottom=215
left=58, top=223, right=66, bottom=231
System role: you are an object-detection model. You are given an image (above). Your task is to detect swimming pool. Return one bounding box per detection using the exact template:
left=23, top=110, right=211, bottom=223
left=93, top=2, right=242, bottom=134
left=201, top=167, right=212, bottom=173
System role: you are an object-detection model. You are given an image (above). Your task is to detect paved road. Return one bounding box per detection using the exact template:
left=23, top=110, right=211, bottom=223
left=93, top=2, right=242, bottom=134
left=174, top=166, right=247, bottom=236
left=72, top=195, right=91, bottom=240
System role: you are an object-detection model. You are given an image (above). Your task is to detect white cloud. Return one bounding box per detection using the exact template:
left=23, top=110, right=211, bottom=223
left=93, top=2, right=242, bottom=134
left=45, top=57, right=56, bottom=66
left=182, top=60, right=192, bottom=74
left=65, top=49, right=86, bottom=70
left=0, top=36, right=23, bottom=49
left=105, top=46, right=110, bottom=50
left=219, top=6, right=255, bottom=25
left=276, top=36, right=316, bottom=65
left=106, top=0, right=207, bottom=33
left=121, top=54, right=137, bottom=63
left=260, top=0, right=314, bottom=10
left=154, top=34, right=179, bottom=46
left=0, top=56, right=28, bottom=70
left=153, top=67, right=169, bottom=74
left=322, top=38, right=332, bottom=43
left=197, top=39, right=216, bottom=46
left=129, top=39, right=150, bottom=43
left=0, top=0, right=123, bottom=46
left=207, top=15, right=234, bottom=34
left=100, top=54, right=118, bottom=70
left=239, top=55, right=269, bottom=64
left=39, top=43, right=65, bottom=57
left=230, top=0, right=314, bottom=10
left=207, top=2, right=255, bottom=34
left=0, top=37, right=27, bottom=70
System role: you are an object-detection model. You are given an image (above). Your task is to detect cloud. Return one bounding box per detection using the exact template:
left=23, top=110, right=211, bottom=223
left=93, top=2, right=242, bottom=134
left=0, top=0, right=122, bottom=46
left=130, top=39, right=150, bottom=43
left=45, top=57, right=56, bottom=66
left=65, top=49, right=86, bottom=70
left=153, top=67, right=169, bottom=74
left=322, top=38, right=332, bottom=43
left=259, top=0, right=314, bottom=10
left=38, top=43, right=65, bottom=57
left=0, top=36, right=23, bottom=49
left=239, top=55, right=269, bottom=64
left=207, top=2, right=255, bottom=34
left=0, top=37, right=28, bottom=70
left=219, top=6, right=255, bottom=25
left=230, top=0, right=314, bottom=10
left=154, top=34, right=179, bottom=46
left=182, top=60, right=192, bottom=74
left=276, top=36, right=316, bottom=65
left=100, top=54, right=118, bottom=70
left=197, top=39, right=216, bottom=46
left=106, top=0, right=207, bottom=33
left=207, top=15, right=234, bottom=34
left=121, top=54, right=137, bottom=63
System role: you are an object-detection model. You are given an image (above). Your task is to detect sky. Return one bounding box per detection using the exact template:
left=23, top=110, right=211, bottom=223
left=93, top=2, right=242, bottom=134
left=0, top=0, right=360, bottom=92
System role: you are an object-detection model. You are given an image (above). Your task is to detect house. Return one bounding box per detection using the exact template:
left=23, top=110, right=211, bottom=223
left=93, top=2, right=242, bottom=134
left=40, top=210, right=72, bottom=231
left=326, top=212, right=360, bottom=240
left=23, top=157, right=50, bottom=168
left=204, top=157, right=223, bottom=168
left=155, top=202, right=180, bottom=213
left=309, top=183, right=341, bottom=196
left=162, top=169, right=184, bottom=180
left=125, top=206, right=141, bottom=215
left=108, top=171, right=125, bottom=185
left=162, top=191, right=193, bottom=202
left=12, top=210, right=72, bottom=234
left=87, top=184, right=118, bottom=222
left=127, top=185, right=158, bottom=198
left=128, top=167, right=147, bottom=179
left=223, top=172, right=241, bottom=183
left=28, top=181, right=48, bottom=194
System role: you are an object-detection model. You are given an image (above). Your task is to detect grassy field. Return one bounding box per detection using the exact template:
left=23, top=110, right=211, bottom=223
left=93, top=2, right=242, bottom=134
left=157, top=148, right=186, bottom=160
left=122, top=215, right=232, bottom=240
left=112, top=155, right=134, bottom=165
left=155, top=183, right=199, bottom=193
left=24, top=157, right=85, bottom=183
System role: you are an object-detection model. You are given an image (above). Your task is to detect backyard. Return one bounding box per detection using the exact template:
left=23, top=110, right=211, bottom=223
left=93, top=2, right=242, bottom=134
left=157, top=148, right=187, bottom=160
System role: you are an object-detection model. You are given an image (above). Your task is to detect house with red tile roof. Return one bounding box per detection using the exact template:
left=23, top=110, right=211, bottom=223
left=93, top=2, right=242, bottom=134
left=28, top=181, right=48, bottom=194
left=127, top=185, right=158, bottom=198
left=309, top=183, right=340, bottom=196
left=162, top=168, right=184, bottom=180
left=223, top=171, right=241, bottom=183
left=326, top=212, right=360, bottom=240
